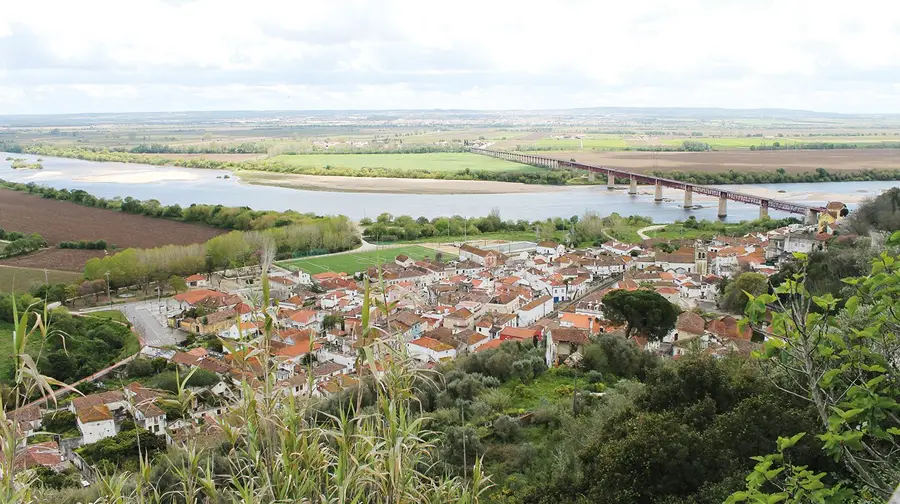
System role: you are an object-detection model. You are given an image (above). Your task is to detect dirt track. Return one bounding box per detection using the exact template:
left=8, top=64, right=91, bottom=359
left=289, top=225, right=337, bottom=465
left=539, top=149, right=900, bottom=174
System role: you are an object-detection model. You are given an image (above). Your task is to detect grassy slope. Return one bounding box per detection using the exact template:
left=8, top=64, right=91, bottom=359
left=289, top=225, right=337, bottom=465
left=0, top=266, right=82, bottom=294
left=266, top=153, right=546, bottom=173
left=277, top=245, right=436, bottom=275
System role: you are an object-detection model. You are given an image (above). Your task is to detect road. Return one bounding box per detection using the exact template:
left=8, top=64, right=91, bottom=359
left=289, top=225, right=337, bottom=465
left=83, top=299, right=185, bottom=347
left=637, top=225, right=667, bottom=240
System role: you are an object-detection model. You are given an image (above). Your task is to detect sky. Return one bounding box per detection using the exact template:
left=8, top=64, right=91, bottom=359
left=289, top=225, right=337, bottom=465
left=2, top=0, right=900, bottom=115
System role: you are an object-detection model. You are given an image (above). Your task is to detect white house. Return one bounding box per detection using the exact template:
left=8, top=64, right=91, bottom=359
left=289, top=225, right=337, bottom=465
left=77, top=405, right=117, bottom=444
left=545, top=328, right=590, bottom=367
left=407, top=336, right=457, bottom=363
left=296, top=270, right=312, bottom=285
left=516, top=295, right=554, bottom=327
left=185, top=274, right=209, bottom=289
left=536, top=241, right=565, bottom=257
left=601, top=241, right=642, bottom=256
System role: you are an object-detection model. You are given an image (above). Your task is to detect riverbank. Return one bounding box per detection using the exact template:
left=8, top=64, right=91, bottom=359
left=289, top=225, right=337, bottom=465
left=237, top=170, right=571, bottom=194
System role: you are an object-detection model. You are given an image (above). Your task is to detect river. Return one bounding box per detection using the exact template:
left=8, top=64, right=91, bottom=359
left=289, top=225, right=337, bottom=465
left=2, top=152, right=897, bottom=222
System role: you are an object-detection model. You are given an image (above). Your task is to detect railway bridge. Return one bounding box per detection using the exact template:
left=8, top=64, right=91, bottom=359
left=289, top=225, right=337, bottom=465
left=470, top=148, right=827, bottom=222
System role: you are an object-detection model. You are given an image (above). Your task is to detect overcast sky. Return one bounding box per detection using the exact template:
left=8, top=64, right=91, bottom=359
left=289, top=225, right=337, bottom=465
left=3, top=0, right=900, bottom=115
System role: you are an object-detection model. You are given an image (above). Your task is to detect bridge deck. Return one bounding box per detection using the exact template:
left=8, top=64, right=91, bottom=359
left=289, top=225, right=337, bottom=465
left=471, top=148, right=826, bottom=215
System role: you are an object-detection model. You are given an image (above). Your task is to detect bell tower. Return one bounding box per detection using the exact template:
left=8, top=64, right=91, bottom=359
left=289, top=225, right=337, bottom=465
left=694, top=243, right=708, bottom=276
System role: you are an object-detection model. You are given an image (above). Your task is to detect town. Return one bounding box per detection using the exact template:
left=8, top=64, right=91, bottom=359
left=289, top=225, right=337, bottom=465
left=8, top=202, right=850, bottom=486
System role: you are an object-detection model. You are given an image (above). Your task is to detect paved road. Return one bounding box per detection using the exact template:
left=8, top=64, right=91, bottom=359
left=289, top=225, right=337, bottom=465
left=637, top=225, right=667, bottom=240
left=84, top=300, right=184, bottom=347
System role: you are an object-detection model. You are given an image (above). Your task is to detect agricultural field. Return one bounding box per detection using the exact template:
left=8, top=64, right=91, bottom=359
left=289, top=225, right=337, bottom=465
left=0, top=265, right=82, bottom=293
left=265, top=152, right=546, bottom=173
left=277, top=245, right=436, bottom=275
left=0, top=189, right=227, bottom=271
left=535, top=148, right=900, bottom=175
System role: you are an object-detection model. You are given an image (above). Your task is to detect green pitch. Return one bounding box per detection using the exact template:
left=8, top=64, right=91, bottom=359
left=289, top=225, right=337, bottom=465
left=277, top=245, right=437, bottom=275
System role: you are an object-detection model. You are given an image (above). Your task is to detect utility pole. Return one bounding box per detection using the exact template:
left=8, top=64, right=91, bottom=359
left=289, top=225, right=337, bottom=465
left=43, top=268, right=48, bottom=285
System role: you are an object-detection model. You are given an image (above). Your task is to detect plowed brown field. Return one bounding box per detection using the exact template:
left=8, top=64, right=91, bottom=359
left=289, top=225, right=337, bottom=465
left=0, top=189, right=226, bottom=270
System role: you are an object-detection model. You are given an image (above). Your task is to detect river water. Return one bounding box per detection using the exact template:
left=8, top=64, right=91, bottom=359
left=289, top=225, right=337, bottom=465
left=1, top=152, right=897, bottom=222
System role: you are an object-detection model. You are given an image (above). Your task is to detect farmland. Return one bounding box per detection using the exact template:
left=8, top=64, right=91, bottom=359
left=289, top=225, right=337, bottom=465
left=277, top=245, right=436, bottom=275
left=533, top=148, right=900, bottom=175
left=0, top=265, right=82, bottom=293
left=0, top=189, right=227, bottom=271
left=265, top=152, right=545, bottom=174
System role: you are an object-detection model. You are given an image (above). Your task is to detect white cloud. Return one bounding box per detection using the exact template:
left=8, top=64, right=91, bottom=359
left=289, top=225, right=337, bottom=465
left=2, top=0, right=900, bottom=114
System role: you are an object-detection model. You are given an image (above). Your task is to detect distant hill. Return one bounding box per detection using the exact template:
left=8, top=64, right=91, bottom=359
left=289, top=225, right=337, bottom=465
left=1, top=106, right=897, bottom=127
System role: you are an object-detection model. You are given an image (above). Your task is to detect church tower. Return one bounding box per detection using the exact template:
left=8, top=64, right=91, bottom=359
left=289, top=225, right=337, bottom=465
left=694, top=243, right=708, bottom=276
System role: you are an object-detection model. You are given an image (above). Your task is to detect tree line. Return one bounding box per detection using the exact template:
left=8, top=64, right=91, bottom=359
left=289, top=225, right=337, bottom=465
left=83, top=220, right=359, bottom=289
left=0, top=179, right=345, bottom=231
left=749, top=141, right=900, bottom=150
left=652, top=166, right=900, bottom=185
left=0, top=229, right=47, bottom=258
left=58, top=239, right=109, bottom=250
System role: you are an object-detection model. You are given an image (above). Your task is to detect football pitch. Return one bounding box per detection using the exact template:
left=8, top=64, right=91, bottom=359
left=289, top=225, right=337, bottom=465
left=276, top=245, right=437, bottom=275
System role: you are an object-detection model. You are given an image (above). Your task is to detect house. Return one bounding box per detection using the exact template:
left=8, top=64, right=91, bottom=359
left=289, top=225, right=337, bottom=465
left=536, top=241, right=564, bottom=257
left=467, top=331, right=490, bottom=352
left=654, top=248, right=697, bottom=274
left=171, top=289, right=230, bottom=311
left=407, top=336, right=457, bottom=363
left=545, top=327, right=590, bottom=367
left=517, top=295, right=554, bottom=327
left=601, top=241, right=642, bottom=256
left=559, top=312, right=601, bottom=335
left=284, top=309, right=324, bottom=331
left=474, top=312, right=518, bottom=337
left=671, top=311, right=708, bottom=356
left=395, top=254, right=415, bottom=268
left=707, top=315, right=752, bottom=342
left=183, top=308, right=237, bottom=335
left=77, top=405, right=116, bottom=444
left=15, top=441, right=67, bottom=472
left=459, top=244, right=506, bottom=267
left=485, top=293, right=521, bottom=314
left=185, top=274, right=209, bottom=288
left=124, top=383, right=167, bottom=435
left=296, top=269, right=312, bottom=285
left=765, top=228, right=823, bottom=261
left=498, top=326, right=541, bottom=343
left=442, top=308, right=475, bottom=331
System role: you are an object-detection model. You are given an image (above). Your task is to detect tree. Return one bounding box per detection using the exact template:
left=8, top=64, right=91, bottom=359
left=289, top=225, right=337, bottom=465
left=741, top=245, right=900, bottom=500
left=536, top=221, right=556, bottom=243
left=720, top=272, right=767, bottom=313
left=168, top=275, right=188, bottom=294
left=322, top=314, right=342, bottom=332
left=601, top=289, right=679, bottom=340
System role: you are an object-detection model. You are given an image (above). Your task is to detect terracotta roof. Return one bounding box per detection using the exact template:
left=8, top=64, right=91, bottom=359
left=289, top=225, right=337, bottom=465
left=550, top=327, right=590, bottom=345
left=708, top=315, right=752, bottom=341
left=499, top=326, right=540, bottom=341
left=173, top=289, right=228, bottom=306
left=185, top=274, right=205, bottom=282
left=409, top=336, right=455, bottom=352
left=71, top=390, right=123, bottom=412
left=172, top=351, right=200, bottom=366
left=560, top=312, right=596, bottom=331
left=78, top=404, right=112, bottom=424
left=474, top=339, right=504, bottom=352
left=676, top=312, right=706, bottom=336
left=16, top=441, right=64, bottom=469
left=537, top=241, right=559, bottom=248
left=446, top=308, right=473, bottom=320
left=520, top=295, right=552, bottom=311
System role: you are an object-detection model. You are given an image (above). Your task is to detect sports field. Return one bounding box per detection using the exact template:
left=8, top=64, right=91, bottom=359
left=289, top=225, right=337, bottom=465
left=266, top=152, right=546, bottom=173
left=277, top=246, right=437, bottom=275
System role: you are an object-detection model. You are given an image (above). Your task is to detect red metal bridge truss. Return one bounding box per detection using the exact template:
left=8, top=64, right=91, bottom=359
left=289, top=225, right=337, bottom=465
left=470, top=148, right=826, bottom=216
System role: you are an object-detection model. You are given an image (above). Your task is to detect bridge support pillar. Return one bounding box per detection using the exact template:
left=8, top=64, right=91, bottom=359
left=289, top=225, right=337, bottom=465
left=718, top=196, right=728, bottom=218
left=683, top=188, right=693, bottom=208
left=759, top=201, right=769, bottom=220
left=607, top=173, right=615, bottom=190
left=588, top=170, right=595, bottom=182
left=629, top=177, right=637, bottom=195
left=654, top=182, right=663, bottom=202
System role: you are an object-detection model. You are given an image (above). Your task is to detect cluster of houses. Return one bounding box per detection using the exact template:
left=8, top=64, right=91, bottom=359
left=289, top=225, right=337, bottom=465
left=10, top=218, right=842, bottom=480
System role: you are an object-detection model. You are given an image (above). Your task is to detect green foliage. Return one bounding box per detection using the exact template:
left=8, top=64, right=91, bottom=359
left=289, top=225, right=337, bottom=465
left=721, top=272, right=768, bottom=313
left=0, top=232, right=46, bottom=258
left=581, top=333, right=658, bottom=380
left=57, top=239, right=107, bottom=250
left=77, top=427, right=167, bottom=473
left=41, top=410, right=77, bottom=435
left=146, top=368, right=219, bottom=393
left=743, top=251, right=900, bottom=500
left=601, top=288, right=679, bottom=340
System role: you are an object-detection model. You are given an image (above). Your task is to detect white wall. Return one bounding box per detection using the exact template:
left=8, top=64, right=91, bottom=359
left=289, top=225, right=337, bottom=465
left=78, top=419, right=116, bottom=444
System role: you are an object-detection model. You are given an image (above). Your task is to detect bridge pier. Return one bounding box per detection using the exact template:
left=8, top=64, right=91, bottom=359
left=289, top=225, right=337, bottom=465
left=759, top=201, right=769, bottom=220
left=654, top=182, right=663, bottom=202
left=718, top=196, right=728, bottom=218
left=629, top=177, right=637, bottom=195
left=588, top=170, right=595, bottom=182
left=683, top=188, right=693, bottom=208
left=607, top=173, right=615, bottom=190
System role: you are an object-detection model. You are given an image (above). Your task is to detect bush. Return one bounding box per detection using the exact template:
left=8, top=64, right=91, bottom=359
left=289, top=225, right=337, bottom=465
left=147, top=369, right=220, bottom=392
left=492, top=415, right=522, bottom=442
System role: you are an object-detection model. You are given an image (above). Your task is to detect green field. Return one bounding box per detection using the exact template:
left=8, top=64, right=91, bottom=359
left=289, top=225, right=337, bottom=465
left=277, top=245, right=437, bottom=275
left=266, top=152, right=545, bottom=173
left=532, top=136, right=631, bottom=149
left=0, top=266, right=82, bottom=294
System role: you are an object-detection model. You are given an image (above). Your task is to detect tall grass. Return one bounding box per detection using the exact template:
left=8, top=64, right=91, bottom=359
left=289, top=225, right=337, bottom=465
left=2, top=258, right=489, bottom=503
